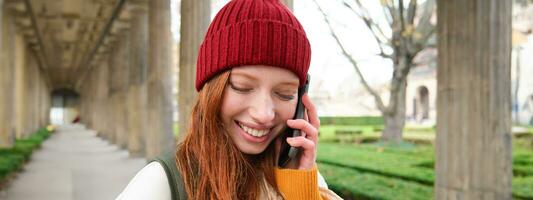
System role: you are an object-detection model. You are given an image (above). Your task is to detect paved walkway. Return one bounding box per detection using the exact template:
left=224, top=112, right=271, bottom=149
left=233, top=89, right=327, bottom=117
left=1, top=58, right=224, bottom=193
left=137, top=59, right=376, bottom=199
left=0, top=124, right=146, bottom=200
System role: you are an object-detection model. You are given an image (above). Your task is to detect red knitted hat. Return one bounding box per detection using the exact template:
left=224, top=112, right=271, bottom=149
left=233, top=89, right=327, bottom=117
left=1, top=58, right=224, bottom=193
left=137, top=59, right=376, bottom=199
left=195, top=0, right=311, bottom=91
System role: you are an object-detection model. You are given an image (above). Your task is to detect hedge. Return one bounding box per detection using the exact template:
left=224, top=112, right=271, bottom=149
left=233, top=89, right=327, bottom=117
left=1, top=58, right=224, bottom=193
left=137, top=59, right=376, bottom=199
left=0, top=127, right=53, bottom=181
left=513, top=176, right=533, bottom=200
left=319, top=116, right=384, bottom=126
left=0, top=151, right=25, bottom=180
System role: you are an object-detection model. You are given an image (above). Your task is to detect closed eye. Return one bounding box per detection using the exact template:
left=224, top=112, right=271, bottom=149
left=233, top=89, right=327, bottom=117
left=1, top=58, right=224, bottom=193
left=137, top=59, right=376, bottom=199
left=229, top=83, right=252, bottom=93
left=276, top=92, right=295, bottom=101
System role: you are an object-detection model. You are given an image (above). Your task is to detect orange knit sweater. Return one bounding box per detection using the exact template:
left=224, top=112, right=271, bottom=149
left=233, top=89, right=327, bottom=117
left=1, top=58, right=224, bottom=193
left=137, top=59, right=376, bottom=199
left=274, top=165, right=323, bottom=200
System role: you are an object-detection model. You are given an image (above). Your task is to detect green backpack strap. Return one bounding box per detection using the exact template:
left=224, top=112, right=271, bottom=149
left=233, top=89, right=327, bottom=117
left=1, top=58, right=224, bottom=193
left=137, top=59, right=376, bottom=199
left=152, top=151, right=187, bottom=200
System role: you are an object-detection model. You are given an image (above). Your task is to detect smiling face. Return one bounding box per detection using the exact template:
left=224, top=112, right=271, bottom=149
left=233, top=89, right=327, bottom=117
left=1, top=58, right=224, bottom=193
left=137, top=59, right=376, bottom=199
left=220, top=65, right=299, bottom=155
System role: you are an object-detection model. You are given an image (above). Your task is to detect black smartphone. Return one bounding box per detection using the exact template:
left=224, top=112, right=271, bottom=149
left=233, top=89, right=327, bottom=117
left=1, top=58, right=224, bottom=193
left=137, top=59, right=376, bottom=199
left=278, top=74, right=310, bottom=167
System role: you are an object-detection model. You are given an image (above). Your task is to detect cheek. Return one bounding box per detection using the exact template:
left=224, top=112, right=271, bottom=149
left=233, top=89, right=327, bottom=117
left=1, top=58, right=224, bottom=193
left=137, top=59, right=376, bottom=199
left=270, top=101, right=297, bottom=138
left=220, top=90, right=244, bottom=122
left=277, top=100, right=298, bottom=121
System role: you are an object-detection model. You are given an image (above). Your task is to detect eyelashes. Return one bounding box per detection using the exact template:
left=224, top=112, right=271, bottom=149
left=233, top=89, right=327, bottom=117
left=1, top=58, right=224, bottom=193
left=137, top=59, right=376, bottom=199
left=277, top=93, right=295, bottom=101
left=229, top=83, right=252, bottom=93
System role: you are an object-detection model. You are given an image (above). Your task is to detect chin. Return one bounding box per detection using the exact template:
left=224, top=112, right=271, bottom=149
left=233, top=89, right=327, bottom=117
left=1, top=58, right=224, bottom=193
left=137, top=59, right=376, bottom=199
left=235, top=143, right=268, bottom=155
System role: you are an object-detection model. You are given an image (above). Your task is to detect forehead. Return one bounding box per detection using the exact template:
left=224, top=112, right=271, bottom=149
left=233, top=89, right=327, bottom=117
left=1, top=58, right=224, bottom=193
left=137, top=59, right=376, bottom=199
left=230, top=65, right=299, bottom=85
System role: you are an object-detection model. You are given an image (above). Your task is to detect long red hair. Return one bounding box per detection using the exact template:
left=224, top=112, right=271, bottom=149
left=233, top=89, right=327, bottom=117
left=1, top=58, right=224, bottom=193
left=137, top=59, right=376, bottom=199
left=176, top=70, right=279, bottom=199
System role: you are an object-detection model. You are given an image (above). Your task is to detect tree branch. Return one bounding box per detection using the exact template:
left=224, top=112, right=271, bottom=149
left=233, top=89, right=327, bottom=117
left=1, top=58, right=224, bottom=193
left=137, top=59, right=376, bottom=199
left=406, top=0, right=417, bottom=25
left=379, top=0, right=394, bottom=26
left=313, top=0, right=387, bottom=112
left=350, top=0, right=389, bottom=42
left=399, top=0, right=406, bottom=33
left=414, top=27, right=435, bottom=52
left=377, top=52, right=394, bottom=59
left=414, top=0, right=435, bottom=45
left=382, top=0, right=397, bottom=27
left=344, top=0, right=392, bottom=58
left=343, top=0, right=388, bottom=45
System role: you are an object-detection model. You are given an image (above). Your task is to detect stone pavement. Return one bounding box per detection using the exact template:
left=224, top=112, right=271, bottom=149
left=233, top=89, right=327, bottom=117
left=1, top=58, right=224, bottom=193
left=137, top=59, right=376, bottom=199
left=0, top=124, right=146, bottom=200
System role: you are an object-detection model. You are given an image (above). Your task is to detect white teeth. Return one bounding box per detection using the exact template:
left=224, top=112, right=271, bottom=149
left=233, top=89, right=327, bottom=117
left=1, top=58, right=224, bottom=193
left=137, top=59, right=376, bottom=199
left=238, top=122, right=270, bottom=137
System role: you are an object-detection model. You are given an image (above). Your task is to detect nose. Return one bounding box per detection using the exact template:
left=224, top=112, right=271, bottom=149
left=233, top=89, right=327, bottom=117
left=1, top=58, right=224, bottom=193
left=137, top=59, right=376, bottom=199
left=249, top=93, right=275, bottom=124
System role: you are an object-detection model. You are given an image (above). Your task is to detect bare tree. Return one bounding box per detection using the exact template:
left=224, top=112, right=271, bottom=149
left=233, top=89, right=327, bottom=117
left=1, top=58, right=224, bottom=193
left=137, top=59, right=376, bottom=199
left=312, top=0, right=436, bottom=143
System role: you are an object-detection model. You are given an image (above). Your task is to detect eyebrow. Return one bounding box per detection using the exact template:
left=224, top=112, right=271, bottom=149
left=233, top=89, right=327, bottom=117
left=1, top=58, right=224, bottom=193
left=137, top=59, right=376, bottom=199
left=231, top=72, right=299, bottom=86
left=278, top=82, right=299, bottom=87
left=231, top=72, right=258, bottom=81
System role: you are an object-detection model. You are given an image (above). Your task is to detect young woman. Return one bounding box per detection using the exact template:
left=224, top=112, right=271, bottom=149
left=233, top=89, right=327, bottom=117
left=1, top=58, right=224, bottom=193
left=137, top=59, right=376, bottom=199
left=117, top=0, right=342, bottom=199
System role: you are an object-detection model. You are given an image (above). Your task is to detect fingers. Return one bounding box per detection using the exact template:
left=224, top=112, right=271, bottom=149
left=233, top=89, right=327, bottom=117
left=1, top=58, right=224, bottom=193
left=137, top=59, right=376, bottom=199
left=284, top=94, right=319, bottom=170
left=287, top=119, right=318, bottom=143
left=302, top=94, right=320, bottom=129
left=286, top=135, right=316, bottom=169
left=287, top=136, right=316, bottom=151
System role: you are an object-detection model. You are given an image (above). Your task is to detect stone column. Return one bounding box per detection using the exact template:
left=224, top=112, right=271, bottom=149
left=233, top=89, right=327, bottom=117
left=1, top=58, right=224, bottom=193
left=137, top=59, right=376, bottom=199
left=27, top=51, right=38, bottom=133
left=0, top=0, right=15, bottom=148
left=116, top=31, right=131, bottom=149
left=105, top=59, right=113, bottom=141
left=87, top=66, right=96, bottom=128
left=91, top=62, right=100, bottom=129
left=79, top=79, right=86, bottom=125
left=435, top=0, right=512, bottom=199
left=92, top=60, right=102, bottom=136
left=38, top=78, right=45, bottom=128
left=108, top=47, right=120, bottom=144
left=80, top=65, right=95, bottom=129
left=178, top=0, right=210, bottom=142
left=127, top=4, right=148, bottom=156
left=39, top=74, right=50, bottom=127
left=96, top=59, right=110, bottom=139
left=80, top=70, right=89, bottom=128
left=14, top=33, right=28, bottom=138
left=37, top=70, right=44, bottom=128
left=147, top=0, right=174, bottom=159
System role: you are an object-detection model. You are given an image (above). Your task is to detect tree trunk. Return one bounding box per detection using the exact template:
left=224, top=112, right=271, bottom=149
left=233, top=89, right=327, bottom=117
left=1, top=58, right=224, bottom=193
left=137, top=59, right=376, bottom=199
left=381, top=48, right=411, bottom=143
left=381, top=79, right=407, bottom=143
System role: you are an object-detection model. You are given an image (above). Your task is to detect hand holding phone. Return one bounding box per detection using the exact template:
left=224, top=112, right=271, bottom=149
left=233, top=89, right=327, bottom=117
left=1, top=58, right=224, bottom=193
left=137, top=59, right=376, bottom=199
left=278, top=74, right=310, bottom=167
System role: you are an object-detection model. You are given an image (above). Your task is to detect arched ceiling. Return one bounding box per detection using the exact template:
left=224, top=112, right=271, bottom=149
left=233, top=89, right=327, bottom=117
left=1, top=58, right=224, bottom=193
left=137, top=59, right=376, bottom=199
left=4, top=0, right=146, bottom=90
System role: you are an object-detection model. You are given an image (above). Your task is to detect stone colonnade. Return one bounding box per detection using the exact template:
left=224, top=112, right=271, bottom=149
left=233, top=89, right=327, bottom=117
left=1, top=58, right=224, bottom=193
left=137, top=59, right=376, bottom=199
left=0, top=0, right=51, bottom=148
left=78, top=0, right=196, bottom=159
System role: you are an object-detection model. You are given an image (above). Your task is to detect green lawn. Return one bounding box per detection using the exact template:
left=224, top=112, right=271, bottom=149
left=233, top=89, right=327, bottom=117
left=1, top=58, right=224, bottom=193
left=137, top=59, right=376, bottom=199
left=317, top=125, right=533, bottom=200
left=319, top=163, right=433, bottom=200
